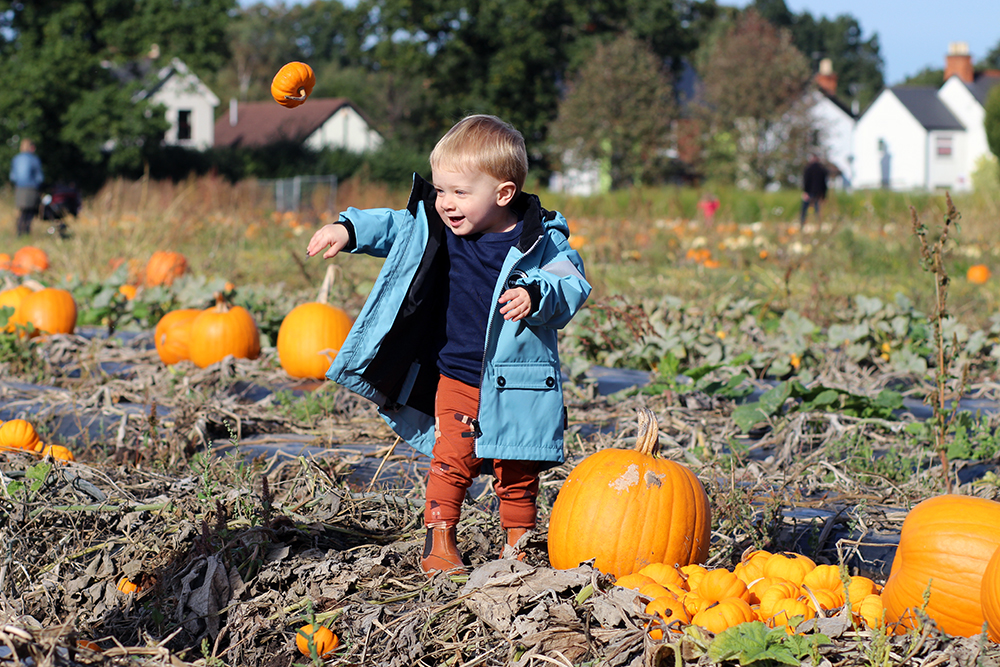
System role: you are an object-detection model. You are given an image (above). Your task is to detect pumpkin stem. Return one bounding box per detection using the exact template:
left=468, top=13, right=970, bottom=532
left=634, top=408, right=659, bottom=456
left=211, top=292, right=231, bottom=313
left=317, top=264, right=336, bottom=305
left=285, top=89, right=308, bottom=101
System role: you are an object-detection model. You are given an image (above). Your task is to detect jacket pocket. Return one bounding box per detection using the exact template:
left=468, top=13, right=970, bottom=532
left=491, top=362, right=560, bottom=390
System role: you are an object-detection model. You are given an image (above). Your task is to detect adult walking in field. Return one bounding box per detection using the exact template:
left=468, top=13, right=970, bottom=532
left=800, top=153, right=828, bottom=227
left=9, top=138, right=44, bottom=236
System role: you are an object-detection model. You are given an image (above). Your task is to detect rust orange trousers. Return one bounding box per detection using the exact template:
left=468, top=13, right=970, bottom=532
left=424, top=374, right=541, bottom=530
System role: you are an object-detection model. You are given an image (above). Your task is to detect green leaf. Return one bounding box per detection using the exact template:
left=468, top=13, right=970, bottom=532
left=733, top=404, right=768, bottom=433
left=759, top=382, right=792, bottom=415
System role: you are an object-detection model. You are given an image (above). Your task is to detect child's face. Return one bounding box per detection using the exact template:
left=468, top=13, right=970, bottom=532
left=432, top=167, right=517, bottom=236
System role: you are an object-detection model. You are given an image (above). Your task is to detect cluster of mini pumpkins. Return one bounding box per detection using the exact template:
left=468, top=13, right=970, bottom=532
left=614, top=550, right=884, bottom=637
left=0, top=418, right=74, bottom=462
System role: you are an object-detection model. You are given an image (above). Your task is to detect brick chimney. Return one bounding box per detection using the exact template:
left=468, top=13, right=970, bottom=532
left=815, top=58, right=838, bottom=95
left=945, top=42, right=974, bottom=84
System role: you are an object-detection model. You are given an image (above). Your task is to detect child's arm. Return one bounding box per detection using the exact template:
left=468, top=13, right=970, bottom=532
left=306, top=223, right=351, bottom=259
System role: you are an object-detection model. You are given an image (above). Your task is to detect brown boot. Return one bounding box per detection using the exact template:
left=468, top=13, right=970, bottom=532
left=500, top=527, right=531, bottom=561
left=421, top=524, right=465, bottom=575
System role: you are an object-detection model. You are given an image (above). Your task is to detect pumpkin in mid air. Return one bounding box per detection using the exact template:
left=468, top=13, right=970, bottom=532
left=271, top=62, right=315, bottom=108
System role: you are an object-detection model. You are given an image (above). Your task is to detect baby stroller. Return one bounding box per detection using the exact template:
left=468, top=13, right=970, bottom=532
left=42, top=182, right=81, bottom=239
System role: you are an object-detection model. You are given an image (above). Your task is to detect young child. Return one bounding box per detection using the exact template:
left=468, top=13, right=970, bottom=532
left=305, top=115, right=591, bottom=574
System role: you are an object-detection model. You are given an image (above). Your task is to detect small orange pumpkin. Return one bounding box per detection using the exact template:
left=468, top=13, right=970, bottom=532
left=18, top=287, right=77, bottom=336
left=762, top=552, right=816, bottom=586
left=690, top=597, right=755, bottom=634
left=154, top=308, right=201, bottom=365
left=694, top=568, right=749, bottom=605
left=856, top=593, right=885, bottom=629
left=116, top=576, right=138, bottom=594
left=613, top=573, right=656, bottom=591
left=11, top=246, right=49, bottom=275
left=145, top=251, right=188, bottom=287
left=967, top=264, right=991, bottom=284
left=295, top=624, right=338, bottom=657
left=0, top=419, right=40, bottom=451
left=846, top=575, right=879, bottom=612
left=40, top=444, right=74, bottom=462
left=189, top=293, right=261, bottom=368
left=645, top=594, right=692, bottom=639
left=547, top=408, right=711, bottom=578
left=271, top=62, right=316, bottom=108
left=637, top=562, right=687, bottom=590
left=277, top=265, right=353, bottom=379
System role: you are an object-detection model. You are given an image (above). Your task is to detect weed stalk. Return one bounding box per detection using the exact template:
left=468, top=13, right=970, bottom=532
left=910, top=194, right=966, bottom=493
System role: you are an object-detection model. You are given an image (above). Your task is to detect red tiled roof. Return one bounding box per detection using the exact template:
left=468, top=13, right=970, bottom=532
left=214, top=98, right=355, bottom=148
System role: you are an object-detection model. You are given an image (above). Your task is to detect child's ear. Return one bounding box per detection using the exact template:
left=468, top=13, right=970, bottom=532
left=496, top=181, right=517, bottom=207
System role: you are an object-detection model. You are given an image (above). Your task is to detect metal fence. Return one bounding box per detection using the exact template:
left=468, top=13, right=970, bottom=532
left=257, top=175, right=338, bottom=213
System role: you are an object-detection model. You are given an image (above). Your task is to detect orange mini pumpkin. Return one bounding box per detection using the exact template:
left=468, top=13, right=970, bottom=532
left=145, top=251, right=188, bottom=287
left=547, top=408, right=711, bottom=578
left=690, top=597, right=755, bottom=634
left=0, top=284, right=33, bottom=331
left=762, top=552, right=816, bottom=586
left=11, top=246, right=49, bottom=275
left=116, top=576, right=138, bottom=594
left=0, top=419, right=40, bottom=451
left=272, top=62, right=316, bottom=108
left=189, top=293, right=261, bottom=368
left=967, top=264, right=991, bottom=284
left=295, top=624, right=338, bottom=657
left=646, top=594, right=691, bottom=639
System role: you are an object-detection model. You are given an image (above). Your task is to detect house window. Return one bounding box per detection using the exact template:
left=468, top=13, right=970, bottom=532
left=936, top=135, right=952, bottom=158
left=177, top=110, right=192, bottom=141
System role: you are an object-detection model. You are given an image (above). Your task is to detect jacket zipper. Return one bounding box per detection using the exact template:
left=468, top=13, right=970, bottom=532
left=472, top=232, right=545, bottom=455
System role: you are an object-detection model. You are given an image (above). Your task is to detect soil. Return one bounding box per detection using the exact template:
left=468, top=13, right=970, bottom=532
left=2, top=329, right=1000, bottom=666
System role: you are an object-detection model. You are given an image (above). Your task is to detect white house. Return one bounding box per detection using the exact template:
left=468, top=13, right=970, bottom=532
left=807, top=59, right=857, bottom=189
left=853, top=43, right=1000, bottom=192
left=214, top=98, right=383, bottom=152
left=145, top=58, right=220, bottom=150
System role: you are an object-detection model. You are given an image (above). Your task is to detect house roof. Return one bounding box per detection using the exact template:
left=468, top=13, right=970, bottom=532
left=967, top=74, right=1000, bottom=106
left=891, top=86, right=965, bottom=130
left=214, top=98, right=368, bottom=148
left=816, top=86, right=855, bottom=118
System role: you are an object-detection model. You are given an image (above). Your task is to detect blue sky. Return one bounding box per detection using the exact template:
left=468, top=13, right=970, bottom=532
left=734, top=0, right=1000, bottom=84
left=241, top=0, right=999, bottom=85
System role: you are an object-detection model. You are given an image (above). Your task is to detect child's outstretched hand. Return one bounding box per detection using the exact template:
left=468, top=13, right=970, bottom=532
left=306, top=223, right=350, bottom=259
left=499, top=287, right=531, bottom=321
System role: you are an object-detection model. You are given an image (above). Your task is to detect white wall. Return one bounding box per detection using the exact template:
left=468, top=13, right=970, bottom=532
left=938, top=77, right=988, bottom=191
left=808, top=92, right=855, bottom=188
left=926, top=129, right=968, bottom=191
left=305, top=106, right=383, bottom=152
left=853, top=90, right=928, bottom=190
left=152, top=65, right=219, bottom=151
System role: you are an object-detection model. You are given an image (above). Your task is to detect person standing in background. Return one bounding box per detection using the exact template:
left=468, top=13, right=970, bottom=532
left=10, top=138, right=44, bottom=236
left=800, top=153, right=828, bottom=227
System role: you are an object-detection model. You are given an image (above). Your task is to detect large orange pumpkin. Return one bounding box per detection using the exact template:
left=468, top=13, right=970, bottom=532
left=271, top=62, right=315, bottom=108
left=982, top=544, right=1000, bottom=642
left=883, top=494, right=1000, bottom=637
left=0, top=284, right=33, bottom=331
left=145, top=251, right=188, bottom=287
left=189, top=293, right=261, bottom=368
left=547, top=408, right=711, bottom=578
left=11, top=246, right=49, bottom=275
left=154, top=308, right=201, bottom=365
left=277, top=265, right=353, bottom=379
left=18, top=287, right=77, bottom=336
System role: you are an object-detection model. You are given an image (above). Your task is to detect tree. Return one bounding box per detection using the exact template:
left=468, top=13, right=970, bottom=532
left=548, top=33, right=677, bottom=188
left=698, top=9, right=813, bottom=188
left=983, top=39, right=1000, bottom=71
left=0, top=0, right=235, bottom=189
left=752, top=0, right=884, bottom=110
left=986, top=85, right=1000, bottom=164
left=900, top=67, right=944, bottom=88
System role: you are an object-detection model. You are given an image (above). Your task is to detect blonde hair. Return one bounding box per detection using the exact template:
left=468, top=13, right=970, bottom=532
left=430, top=115, right=528, bottom=192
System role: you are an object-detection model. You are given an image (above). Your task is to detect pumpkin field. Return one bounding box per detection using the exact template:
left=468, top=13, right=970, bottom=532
left=2, top=175, right=1000, bottom=666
